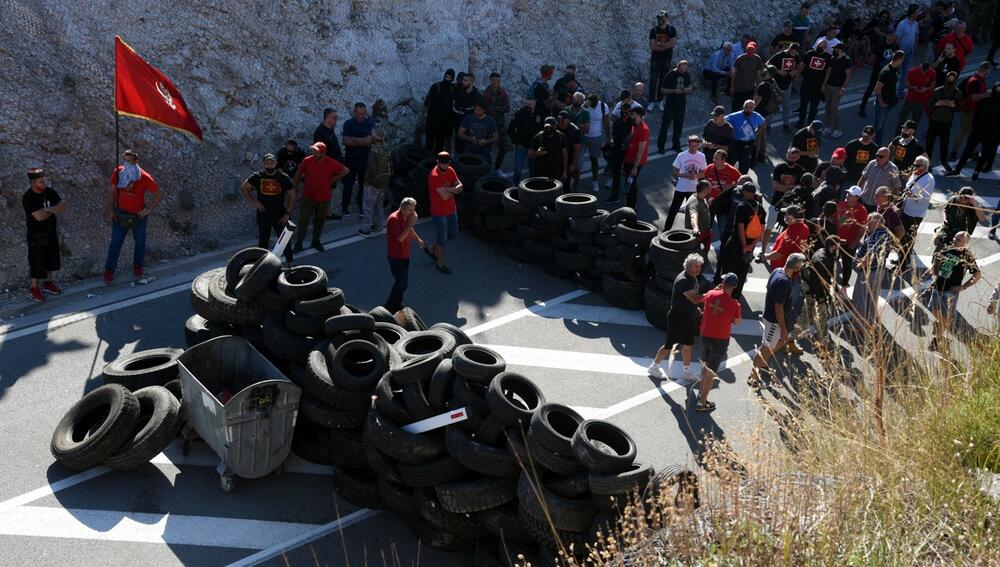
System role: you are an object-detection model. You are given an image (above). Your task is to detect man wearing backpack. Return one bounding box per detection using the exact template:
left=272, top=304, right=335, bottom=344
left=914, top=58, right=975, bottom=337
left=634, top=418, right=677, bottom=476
left=715, top=181, right=766, bottom=299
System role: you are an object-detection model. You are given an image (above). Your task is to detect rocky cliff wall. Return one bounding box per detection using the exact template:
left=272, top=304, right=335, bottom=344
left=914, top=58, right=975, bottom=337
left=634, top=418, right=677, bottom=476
left=0, top=0, right=905, bottom=291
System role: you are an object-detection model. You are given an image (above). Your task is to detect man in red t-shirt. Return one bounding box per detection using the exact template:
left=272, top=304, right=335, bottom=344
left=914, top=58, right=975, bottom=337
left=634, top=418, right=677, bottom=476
left=764, top=205, right=810, bottom=269
left=895, top=62, right=936, bottom=131
left=936, top=22, right=974, bottom=70
left=696, top=272, right=742, bottom=412
left=384, top=197, right=425, bottom=312
left=949, top=62, right=991, bottom=161
left=703, top=148, right=741, bottom=232
left=425, top=152, right=464, bottom=275
left=608, top=106, right=650, bottom=208
left=104, top=149, right=163, bottom=283
left=292, top=142, right=349, bottom=252
left=835, top=186, right=869, bottom=289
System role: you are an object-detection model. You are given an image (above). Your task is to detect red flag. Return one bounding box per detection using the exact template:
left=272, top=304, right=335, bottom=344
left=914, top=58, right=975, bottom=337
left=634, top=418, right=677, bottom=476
left=115, top=36, right=203, bottom=141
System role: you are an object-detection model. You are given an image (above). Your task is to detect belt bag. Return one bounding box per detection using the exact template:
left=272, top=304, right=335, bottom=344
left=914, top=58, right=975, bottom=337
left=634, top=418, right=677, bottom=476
left=115, top=209, right=139, bottom=229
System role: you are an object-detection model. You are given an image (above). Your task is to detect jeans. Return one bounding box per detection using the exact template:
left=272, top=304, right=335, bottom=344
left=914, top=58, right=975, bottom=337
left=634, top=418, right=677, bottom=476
left=432, top=213, right=459, bottom=247
left=623, top=163, right=643, bottom=209
left=732, top=140, right=755, bottom=174
left=256, top=212, right=293, bottom=263
left=898, top=50, right=914, bottom=98
left=363, top=185, right=387, bottom=231
left=609, top=148, right=627, bottom=198
left=512, top=146, right=531, bottom=185
left=895, top=99, right=926, bottom=131
left=385, top=257, right=410, bottom=313
left=341, top=153, right=368, bottom=213
left=105, top=216, right=148, bottom=272
left=872, top=100, right=896, bottom=145
left=823, top=85, right=843, bottom=131
left=649, top=57, right=671, bottom=103
left=798, top=85, right=822, bottom=126
left=297, top=196, right=331, bottom=244
left=781, top=86, right=793, bottom=126
left=926, top=288, right=958, bottom=321
left=657, top=100, right=685, bottom=151
left=838, top=244, right=857, bottom=287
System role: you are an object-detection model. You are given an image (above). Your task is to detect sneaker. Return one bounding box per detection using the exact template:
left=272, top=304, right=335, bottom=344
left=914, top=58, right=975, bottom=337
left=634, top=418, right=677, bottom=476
left=103, top=270, right=114, bottom=284
left=647, top=362, right=668, bottom=381
left=312, top=240, right=325, bottom=252
left=357, top=228, right=372, bottom=237
left=681, top=367, right=698, bottom=383
left=29, top=287, right=45, bottom=302
left=294, top=241, right=304, bottom=253
left=42, top=281, right=62, bottom=295
left=436, top=264, right=452, bottom=275
left=133, top=265, right=143, bottom=278
left=591, top=181, right=599, bottom=193
left=944, top=169, right=960, bottom=177
left=989, top=228, right=996, bottom=239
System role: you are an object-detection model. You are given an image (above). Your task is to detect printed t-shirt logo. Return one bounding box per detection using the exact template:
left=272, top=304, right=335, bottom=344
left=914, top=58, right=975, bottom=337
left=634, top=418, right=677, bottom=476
left=805, top=137, right=819, bottom=152
left=259, top=178, right=281, bottom=196
left=781, top=57, right=796, bottom=71
left=937, top=253, right=959, bottom=279
left=855, top=149, right=870, bottom=164
left=893, top=145, right=907, bottom=161
left=780, top=174, right=797, bottom=185
left=707, top=298, right=725, bottom=316
left=655, top=30, right=671, bottom=44
left=808, top=56, right=826, bottom=70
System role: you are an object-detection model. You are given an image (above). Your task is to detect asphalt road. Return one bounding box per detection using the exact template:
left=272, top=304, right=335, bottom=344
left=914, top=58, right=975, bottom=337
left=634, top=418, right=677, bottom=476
left=1, top=54, right=999, bottom=567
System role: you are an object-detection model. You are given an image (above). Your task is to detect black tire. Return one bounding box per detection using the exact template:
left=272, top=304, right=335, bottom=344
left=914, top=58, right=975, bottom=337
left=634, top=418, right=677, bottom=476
left=504, top=244, right=543, bottom=265
left=451, top=376, right=490, bottom=431
left=571, top=420, right=637, bottom=474
left=574, top=271, right=602, bottom=291
left=184, top=315, right=236, bottom=348
left=374, top=372, right=413, bottom=425
left=292, top=416, right=331, bottom=464
left=528, top=403, right=583, bottom=456
left=258, top=284, right=291, bottom=312
left=603, top=243, right=639, bottom=260
left=554, top=193, right=598, bottom=218
left=475, top=176, right=509, bottom=207
left=614, top=220, right=658, bottom=246
left=566, top=230, right=597, bottom=245
left=517, top=473, right=595, bottom=532
left=486, top=372, right=545, bottom=428
left=373, top=321, right=407, bottom=346
left=547, top=472, right=591, bottom=498
left=644, top=281, right=668, bottom=330
left=522, top=238, right=555, bottom=260
left=657, top=228, right=699, bottom=250
left=517, top=177, right=562, bottom=207
left=401, top=380, right=436, bottom=420
left=428, top=322, right=473, bottom=347
left=397, top=455, right=469, bottom=488
left=453, top=152, right=492, bottom=179
left=568, top=209, right=608, bottom=234
left=104, top=386, right=181, bottom=471
left=395, top=330, right=456, bottom=360
left=378, top=478, right=420, bottom=516
left=207, top=273, right=265, bottom=326
left=589, top=461, right=655, bottom=495
left=364, top=431, right=402, bottom=482
left=444, top=425, right=519, bottom=477
left=552, top=249, right=594, bottom=273
left=261, top=312, right=321, bottom=364
left=332, top=465, right=384, bottom=509
left=50, top=384, right=141, bottom=471
left=324, top=313, right=376, bottom=336
left=328, top=428, right=367, bottom=468
left=368, top=306, right=397, bottom=325
left=294, top=288, right=345, bottom=316
left=417, top=489, right=489, bottom=536
left=225, top=247, right=268, bottom=293
left=391, top=351, right=442, bottom=385
left=602, top=273, right=645, bottom=310
left=600, top=207, right=637, bottom=233
left=366, top=406, right=446, bottom=464
left=233, top=252, right=282, bottom=302
left=190, top=268, right=223, bottom=319
left=284, top=309, right=327, bottom=336
left=505, top=429, right=531, bottom=468
left=300, top=394, right=366, bottom=429
left=330, top=338, right=388, bottom=392
left=428, top=358, right=458, bottom=411
left=163, top=379, right=182, bottom=403
left=501, top=187, right=533, bottom=216
left=102, top=348, right=183, bottom=390
left=642, top=464, right=700, bottom=509
left=436, top=476, right=517, bottom=513
left=451, top=344, right=506, bottom=384
left=405, top=515, right=476, bottom=552
left=277, top=266, right=328, bottom=300
left=518, top=504, right=590, bottom=555
left=479, top=502, right=533, bottom=542
left=394, top=306, right=428, bottom=332
left=527, top=434, right=586, bottom=475
left=542, top=260, right=574, bottom=279
left=484, top=214, right=517, bottom=231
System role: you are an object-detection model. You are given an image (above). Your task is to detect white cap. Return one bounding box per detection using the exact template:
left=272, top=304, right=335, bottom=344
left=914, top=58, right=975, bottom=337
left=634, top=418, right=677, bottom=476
left=848, top=185, right=862, bottom=197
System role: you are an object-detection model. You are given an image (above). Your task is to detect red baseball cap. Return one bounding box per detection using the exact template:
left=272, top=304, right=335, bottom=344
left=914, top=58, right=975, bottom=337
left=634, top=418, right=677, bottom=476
left=747, top=41, right=758, bottom=51
left=832, top=147, right=847, bottom=160
left=310, top=142, right=326, bottom=153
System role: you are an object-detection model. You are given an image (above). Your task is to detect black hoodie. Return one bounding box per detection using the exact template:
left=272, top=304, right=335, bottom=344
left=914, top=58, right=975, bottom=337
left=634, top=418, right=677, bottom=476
left=424, top=79, right=455, bottom=116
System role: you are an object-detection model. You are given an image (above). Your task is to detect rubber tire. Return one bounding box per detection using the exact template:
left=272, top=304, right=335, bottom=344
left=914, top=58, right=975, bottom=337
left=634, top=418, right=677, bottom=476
left=395, top=307, right=428, bottom=332
left=444, top=425, right=519, bottom=477
left=294, top=288, right=346, bottom=316
left=378, top=478, right=420, bottom=516
left=373, top=321, right=407, bottom=346
left=451, top=344, right=506, bottom=384
left=324, top=313, right=376, bottom=336
left=486, top=372, right=545, bottom=428
left=451, top=376, right=490, bottom=432
left=292, top=416, right=332, bottom=464
left=501, top=187, right=533, bottom=216
left=328, top=428, right=368, bottom=468
left=428, top=322, right=473, bottom=347
left=568, top=209, right=609, bottom=234
left=262, top=312, right=322, bottom=364
left=614, top=219, right=658, bottom=246
left=233, top=252, right=282, bottom=302
left=416, top=489, right=489, bottom=536
left=600, top=206, right=638, bottom=233
left=427, top=358, right=458, bottom=411
left=401, top=380, right=436, bottom=421
left=225, top=247, right=268, bottom=293
left=329, top=338, right=389, bottom=392
left=190, top=267, right=224, bottom=319
left=475, top=176, right=509, bottom=207
left=522, top=238, right=555, bottom=261
left=478, top=503, right=533, bottom=542
left=642, top=464, right=700, bottom=509
left=644, top=281, right=668, bottom=330
left=528, top=403, right=584, bottom=456
left=390, top=352, right=443, bottom=385
left=527, top=434, right=586, bottom=475
left=395, top=330, right=456, bottom=361
left=554, top=193, right=598, bottom=218
left=50, top=384, right=141, bottom=471
left=299, top=394, right=366, bottom=429
left=277, top=265, right=328, bottom=300
left=553, top=249, right=594, bottom=273
left=285, top=309, right=327, bottom=336
left=397, top=456, right=469, bottom=488
left=104, top=386, right=181, bottom=471
left=517, top=177, right=562, bottom=207
left=436, top=476, right=516, bottom=513
left=571, top=420, right=637, bottom=474
left=602, top=273, right=646, bottom=310
left=207, top=273, right=265, bottom=326
left=368, top=306, right=397, bottom=325
left=517, top=473, right=595, bottom=532
left=333, top=465, right=384, bottom=509
left=589, top=461, right=655, bottom=496
left=374, top=372, right=414, bottom=425
left=102, top=348, right=184, bottom=390
left=366, top=406, right=446, bottom=464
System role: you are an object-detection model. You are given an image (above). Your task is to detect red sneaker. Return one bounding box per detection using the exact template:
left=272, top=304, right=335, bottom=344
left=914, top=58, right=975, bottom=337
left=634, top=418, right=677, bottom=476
left=42, top=281, right=62, bottom=295
left=133, top=265, right=144, bottom=277
left=29, top=287, right=45, bottom=302
left=103, top=270, right=114, bottom=284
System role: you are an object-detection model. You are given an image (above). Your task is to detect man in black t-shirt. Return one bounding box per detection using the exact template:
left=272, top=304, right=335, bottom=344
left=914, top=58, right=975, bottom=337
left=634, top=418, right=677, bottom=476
left=528, top=118, right=567, bottom=179
left=648, top=253, right=705, bottom=383
left=767, top=43, right=802, bottom=130
left=770, top=20, right=798, bottom=55
left=313, top=108, right=344, bottom=162
left=657, top=60, right=693, bottom=153
left=423, top=68, right=456, bottom=152
left=873, top=51, right=905, bottom=145
left=452, top=72, right=480, bottom=153
left=934, top=42, right=962, bottom=87
left=649, top=11, right=678, bottom=109
left=241, top=154, right=296, bottom=263
left=22, top=168, right=66, bottom=302
left=792, top=121, right=823, bottom=172
left=843, top=125, right=879, bottom=185
left=556, top=110, right=583, bottom=186
left=887, top=120, right=925, bottom=172
left=927, top=231, right=980, bottom=349
left=824, top=44, right=853, bottom=138
left=798, top=42, right=831, bottom=128
left=276, top=139, right=306, bottom=179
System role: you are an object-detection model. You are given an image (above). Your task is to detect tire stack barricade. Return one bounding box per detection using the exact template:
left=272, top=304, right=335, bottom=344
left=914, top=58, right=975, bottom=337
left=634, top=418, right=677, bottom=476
left=390, top=143, right=432, bottom=216
left=645, top=229, right=701, bottom=329
left=451, top=153, right=493, bottom=229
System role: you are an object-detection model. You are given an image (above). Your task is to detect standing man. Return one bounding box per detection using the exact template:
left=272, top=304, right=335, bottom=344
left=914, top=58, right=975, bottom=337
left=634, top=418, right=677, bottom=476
left=767, top=42, right=803, bottom=132
left=936, top=20, right=974, bottom=71
left=824, top=44, right=853, bottom=139
left=895, top=4, right=922, bottom=97
left=583, top=93, right=611, bottom=193
left=384, top=197, right=424, bottom=313
left=532, top=65, right=555, bottom=118
left=613, top=107, right=650, bottom=209
left=730, top=42, right=764, bottom=113
left=763, top=205, right=810, bottom=270
left=899, top=155, right=934, bottom=271
left=693, top=273, right=743, bottom=412
left=888, top=120, right=926, bottom=173
left=23, top=168, right=65, bottom=302
left=276, top=139, right=306, bottom=179
left=704, top=149, right=741, bottom=234
left=715, top=182, right=766, bottom=299
left=804, top=235, right=842, bottom=340
left=926, top=231, right=980, bottom=350
left=936, top=187, right=986, bottom=252
left=725, top=100, right=766, bottom=174
left=857, top=147, right=901, bottom=211
left=458, top=100, right=499, bottom=161
left=341, top=102, right=377, bottom=218
left=658, top=60, right=694, bottom=154
left=753, top=66, right=782, bottom=163
left=860, top=32, right=901, bottom=117
left=873, top=50, right=905, bottom=145
left=949, top=61, right=991, bottom=162
left=934, top=42, right=963, bottom=87
left=666, top=135, right=707, bottom=230
left=835, top=186, right=869, bottom=291
left=850, top=213, right=891, bottom=321
left=425, top=152, right=463, bottom=275
left=606, top=105, right=635, bottom=199
left=895, top=61, right=936, bottom=131
left=813, top=24, right=843, bottom=54
left=790, top=3, right=813, bottom=48
left=702, top=105, right=734, bottom=165
left=949, top=81, right=1000, bottom=180
left=452, top=72, right=479, bottom=153
left=684, top=179, right=714, bottom=262
left=241, top=154, right=295, bottom=264
left=313, top=108, right=344, bottom=163
left=703, top=41, right=735, bottom=105
left=749, top=253, right=808, bottom=385
left=798, top=40, right=831, bottom=128
left=925, top=70, right=963, bottom=171
left=843, top=125, right=879, bottom=186
left=556, top=110, right=583, bottom=189
left=529, top=117, right=568, bottom=181
left=293, top=142, right=349, bottom=252
left=647, top=254, right=706, bottom=383
left=359, top=130, right=393, bottom=237
left=649, top=11, right=679, bottom=112
left=508, top=98, right=541, bottom=184
left=482, top=72, right=511, bottom=171
left=423, top=69, right=456, bottom=153
left=792, top=120, right=823, bottom=173
left=104, top=149, right=162, bottom=284
left=631, top=82, right=651, bottom=113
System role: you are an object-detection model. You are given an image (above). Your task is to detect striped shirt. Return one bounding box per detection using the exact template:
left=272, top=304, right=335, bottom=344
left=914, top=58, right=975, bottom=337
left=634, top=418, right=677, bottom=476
left=858, top=159, right=901, bottom=206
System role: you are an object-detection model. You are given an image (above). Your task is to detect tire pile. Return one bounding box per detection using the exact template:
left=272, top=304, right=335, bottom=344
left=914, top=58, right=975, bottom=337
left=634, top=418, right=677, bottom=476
left=643, top=229, right=705, bottom=330
left=389, top=146, right=492, bottom=228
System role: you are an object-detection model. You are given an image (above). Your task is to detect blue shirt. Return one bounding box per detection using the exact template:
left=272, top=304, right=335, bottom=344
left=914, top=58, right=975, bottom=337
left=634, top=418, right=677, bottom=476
left=763, top=268, right=791, bottom=323
left=342, top=116, right=374, bottom=159
left=726, top=111, right=766, bottom=141
left=706, top=48, right=736, bottom=74
left=895, top=18, right=918, bottom=52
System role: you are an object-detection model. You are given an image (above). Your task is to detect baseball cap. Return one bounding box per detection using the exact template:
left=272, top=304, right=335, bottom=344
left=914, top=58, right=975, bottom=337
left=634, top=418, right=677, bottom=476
left=310, top=141, right=326, bottom=153
left=721, top=273, right=739, bottom=286
left=558, top=110, right=571, bottom=119
left=741, top=181, right=757, bottom=193
left=747, top=41, right=758, bottom=51
left=861, top=125, right=875, bottom=135
left=263, top=153, right=277, bottom=162
left=544, top=116, right=557, bottom=125
left=848, top=185, right=862, bottom=197
left=902, top=119, right=917, bottom=129
left=811, top=119, right=824, bottom=130
left=27, top=168, right=45, bottom=180
left=782, top=204, right=805, bottom=218
left=711, top=105, right=726, bottom=116
left=832, top=147, right=847, bottom=160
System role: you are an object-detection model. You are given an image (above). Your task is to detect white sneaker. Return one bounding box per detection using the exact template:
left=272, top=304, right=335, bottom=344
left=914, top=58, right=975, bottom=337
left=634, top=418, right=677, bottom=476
left=659, top=101, right=666, bottom=111
left=647, top=362, right=668, bottom=381
left=681, top=367, right=698, bottom=384
left=591, top=181, right=599, bottom=193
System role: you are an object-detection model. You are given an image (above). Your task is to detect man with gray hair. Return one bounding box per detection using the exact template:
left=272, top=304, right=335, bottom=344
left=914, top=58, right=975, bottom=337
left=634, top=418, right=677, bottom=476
left=750, top=252, right=807, bottom=385
left=384, top=197, right=424, bottom=312
left=899, top=154, right=934, bottom=271
left=648, top=253, right=706, bottom=383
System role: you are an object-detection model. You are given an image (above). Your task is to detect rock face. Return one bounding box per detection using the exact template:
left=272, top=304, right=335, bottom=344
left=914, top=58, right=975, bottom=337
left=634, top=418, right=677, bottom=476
left=0, top=0, right=904, bottom=290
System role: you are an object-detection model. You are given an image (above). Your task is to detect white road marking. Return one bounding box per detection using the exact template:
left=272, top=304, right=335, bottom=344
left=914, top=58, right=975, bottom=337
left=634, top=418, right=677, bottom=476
left=534, top=302, right=765, bottom=336
left=463, top=289, right=589, bottom=337
left=225, top=509, right=378, bottom=567
left=931, top=191, right=1000, bottom=207
left=917, top=221, right=993, bottom=239
left=0, top=506, right=328, bottom=550
left=0, top=466, right=110, bottom=515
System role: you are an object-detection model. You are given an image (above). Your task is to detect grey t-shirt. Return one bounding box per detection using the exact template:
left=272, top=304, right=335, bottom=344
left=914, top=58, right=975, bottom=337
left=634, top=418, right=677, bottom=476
left=684, top=194, right=711, bottom=233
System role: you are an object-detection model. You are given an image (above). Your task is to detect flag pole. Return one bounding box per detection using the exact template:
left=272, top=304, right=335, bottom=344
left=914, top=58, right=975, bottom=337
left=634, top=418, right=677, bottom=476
left=114, top=36, right=119, bottom=167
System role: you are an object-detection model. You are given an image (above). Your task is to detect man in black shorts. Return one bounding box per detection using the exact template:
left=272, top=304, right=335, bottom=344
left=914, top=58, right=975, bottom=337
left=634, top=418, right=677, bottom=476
left=648, top=253, right=706, bottom=383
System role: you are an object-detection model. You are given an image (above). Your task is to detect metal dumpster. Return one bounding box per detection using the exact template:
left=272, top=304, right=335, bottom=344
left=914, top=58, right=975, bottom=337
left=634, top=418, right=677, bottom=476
left=177, top=335, right=301, bottom=492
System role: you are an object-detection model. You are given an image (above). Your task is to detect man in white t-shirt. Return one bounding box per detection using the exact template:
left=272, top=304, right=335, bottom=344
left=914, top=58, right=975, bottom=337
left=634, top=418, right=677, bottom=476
left=899, top=155, right=934, bottom=271
left=665, top=134, right=707, bottom=230
left=812, top=24, right=842, bottom=54
left=582, top=93, right=610, bottom=192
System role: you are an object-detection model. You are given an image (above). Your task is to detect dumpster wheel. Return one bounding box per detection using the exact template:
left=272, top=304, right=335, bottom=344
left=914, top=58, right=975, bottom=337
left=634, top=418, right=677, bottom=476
left=220, top=476, right=234, bottom=493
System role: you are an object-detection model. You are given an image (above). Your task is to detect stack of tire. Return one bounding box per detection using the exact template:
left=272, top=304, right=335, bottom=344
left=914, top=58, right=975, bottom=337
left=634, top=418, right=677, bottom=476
left=592, top=212, right=659, bottom=311
left=450, top=153, right=493, bottom=228
left=470, top=175, right=516, bottom=245
left=497, top=177, right=563, bottom=264
left=645, top=229, right=701, bottom=329
left=391, top=144, right=433, bottom=216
